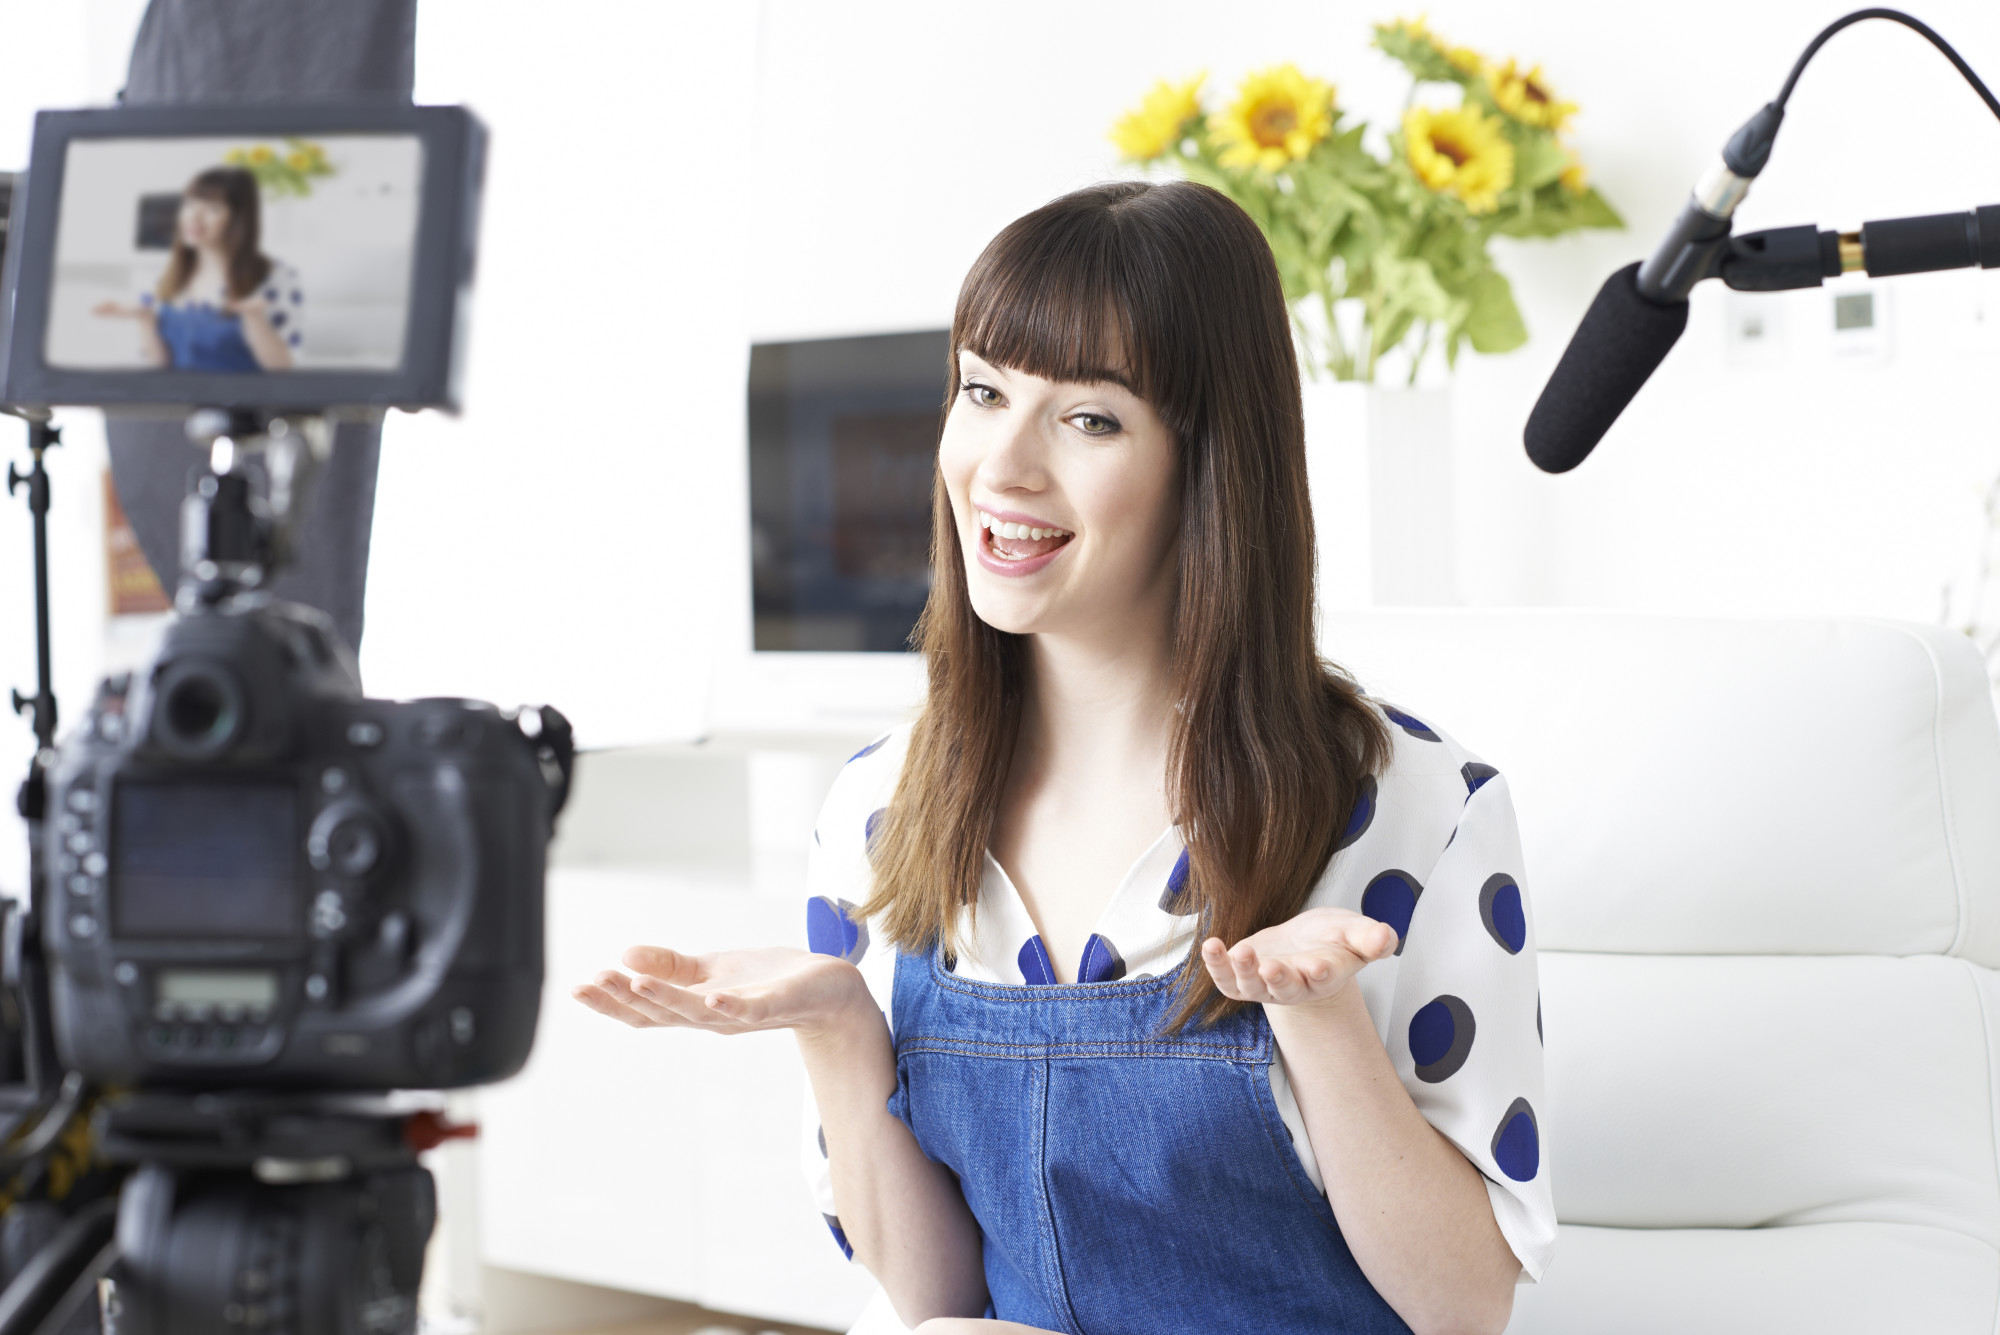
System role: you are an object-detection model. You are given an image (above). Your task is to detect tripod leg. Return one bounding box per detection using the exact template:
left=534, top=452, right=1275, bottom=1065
left=0, top=1198, right=116, bottom=1335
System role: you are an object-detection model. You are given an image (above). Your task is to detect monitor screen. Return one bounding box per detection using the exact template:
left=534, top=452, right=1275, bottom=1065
left=111, top=779, right=301, bottom=939
left=748, top=330, right=945, bottom=652
left=45, top=135, right=421, bottom=375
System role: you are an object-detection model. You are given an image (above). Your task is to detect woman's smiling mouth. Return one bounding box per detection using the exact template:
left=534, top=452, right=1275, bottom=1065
left=976, top=507, right=1074, bottom=576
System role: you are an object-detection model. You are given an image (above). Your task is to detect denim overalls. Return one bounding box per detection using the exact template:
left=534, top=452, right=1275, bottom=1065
left=886, top=946, right=1414, bottom=1333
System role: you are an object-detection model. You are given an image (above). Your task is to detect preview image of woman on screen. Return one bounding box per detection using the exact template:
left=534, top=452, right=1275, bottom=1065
left=91, top=166, right=304, bottom=372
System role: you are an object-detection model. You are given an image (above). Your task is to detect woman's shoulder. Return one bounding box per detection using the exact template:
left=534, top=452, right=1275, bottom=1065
left=1326, top=695, right=1503, bottom=867
left=811, top=722, right=913, bottom=855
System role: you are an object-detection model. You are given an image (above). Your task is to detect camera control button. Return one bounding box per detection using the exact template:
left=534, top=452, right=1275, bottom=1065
left=320, top=767, right=350, bottom=795
left=65, top=788, right=98, bottom=814
left=81, top=852, right=107, bottom=878
left=304, top=974, right=329, bottom=1002
left=346, top=721, right=385, bottom=748
left=64, top=832, right=92, bottom=855
left=113, top=962, right=138, bottom=986
left=68, top=915, right=97, bottom=939
left=67, top=874, right=96, bottom=898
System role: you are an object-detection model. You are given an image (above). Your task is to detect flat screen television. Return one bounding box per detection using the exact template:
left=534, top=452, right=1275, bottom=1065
left=710, top=329, right=945, bottom=732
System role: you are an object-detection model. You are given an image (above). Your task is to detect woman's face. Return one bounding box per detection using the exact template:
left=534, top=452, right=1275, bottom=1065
left=178, top=195, right=230, bottom=249
left=939, top=349, right=1180, bottom=641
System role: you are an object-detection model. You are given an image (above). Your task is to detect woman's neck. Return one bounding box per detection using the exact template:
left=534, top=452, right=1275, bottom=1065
left=1016, top=615, right=1177, bottom=801
left=189, top=247, right=230, bottom=291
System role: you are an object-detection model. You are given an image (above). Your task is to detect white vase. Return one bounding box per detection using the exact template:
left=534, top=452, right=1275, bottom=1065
left=1300, top=380, right=1457, bottom=609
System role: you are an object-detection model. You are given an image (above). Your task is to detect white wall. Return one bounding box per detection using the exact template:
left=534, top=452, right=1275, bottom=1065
left=353, top=0, right=2000, bottom=753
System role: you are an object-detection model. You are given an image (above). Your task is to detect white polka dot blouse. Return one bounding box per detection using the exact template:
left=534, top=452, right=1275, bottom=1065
left=800, top=698, right=1556, bottom=1285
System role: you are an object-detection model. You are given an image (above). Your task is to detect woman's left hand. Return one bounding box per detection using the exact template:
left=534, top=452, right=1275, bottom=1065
left=1201, top=906, right=1398, bottom=1009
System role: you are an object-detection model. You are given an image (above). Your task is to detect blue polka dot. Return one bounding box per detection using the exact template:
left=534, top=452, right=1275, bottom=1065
left=263, top=287, right=277, bottom=300
left=806, top=896, right=869, bottom=964
left=286, top=332, right=301, bottom=346
left=1018, top=935, right=1057, bottom=985
left=847, top=734, right=888, bottom=764
left=823, top=1213, right=853, bottom=1259
left=1462, top=762, right=1499, bottom=798
left=290, top=289, right=301, bottom=303
left=1479, top=874, right=1526, bottom=954
left=1409, top=994, right=1476, bottom=1083
left=271, top=311, right=287, bottom=328
left=1360, top=869, right=1422, bottom=954
left=1336, top=775, right=1377, bottom=851
left=816, top=1124, right=826, bottom=1157
left=864, top=807, right=887, bottom=860
left=1158, top=848, right=1194, bottom=914
left=1491, top=1098, right=1540, bottom=1181
left=1384, top=706, right=1440, bottom=742
left=139, top=293, right=154, bottom=307
left=1078, top=934, right=1126, bottom=983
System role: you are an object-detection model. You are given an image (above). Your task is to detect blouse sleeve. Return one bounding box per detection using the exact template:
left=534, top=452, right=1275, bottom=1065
left=1388, top=761, right=1556, bottom=1283
left=797, top=731, right=903, bottom=1262
left=259, top=262, right=305, bottom=357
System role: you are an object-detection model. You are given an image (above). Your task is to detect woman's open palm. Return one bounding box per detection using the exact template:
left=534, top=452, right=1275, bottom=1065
left=1201, top=905, right=1398, bottom=1008
left=571, top=944, right=862, bottom=1037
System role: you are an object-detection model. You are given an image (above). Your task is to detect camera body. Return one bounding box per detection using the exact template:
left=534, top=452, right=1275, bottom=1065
left=40, top=594, right=553, bottom=1091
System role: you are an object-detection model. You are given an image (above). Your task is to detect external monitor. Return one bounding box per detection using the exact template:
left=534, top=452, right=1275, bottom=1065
left=0, top=103, right=484, bottom=413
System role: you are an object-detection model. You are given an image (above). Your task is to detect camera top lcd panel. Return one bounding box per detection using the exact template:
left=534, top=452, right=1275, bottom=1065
left=0, top=104, right=483, bottom=413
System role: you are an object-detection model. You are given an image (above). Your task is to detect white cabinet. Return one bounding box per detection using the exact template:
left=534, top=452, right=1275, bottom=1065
left=470, top=739, right=879, bottom=1330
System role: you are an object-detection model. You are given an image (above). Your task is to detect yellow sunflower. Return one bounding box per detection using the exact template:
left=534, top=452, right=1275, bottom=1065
left=1110, top=74, right=1206, bottom=163
left=1210, top=64, right=1335, bottom=172
left=1559, top=154, right=1588, bottom=195
left=1384, top=17, right=1485, bottom=76
left=1488, top=59, right=1577, bottom=130
left=1405, top=104, right=1515, bottom=214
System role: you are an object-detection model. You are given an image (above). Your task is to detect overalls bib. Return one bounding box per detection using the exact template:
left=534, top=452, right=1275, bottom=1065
left=156, top=303, right=262, bottom=372
left=886, top=947, right=1415, bottom=1334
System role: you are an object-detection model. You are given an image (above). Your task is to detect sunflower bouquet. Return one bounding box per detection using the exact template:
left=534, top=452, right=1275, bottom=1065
left=222, top=138, right=335, bottom=198
left=1110, top=18, right=1621, bottom=383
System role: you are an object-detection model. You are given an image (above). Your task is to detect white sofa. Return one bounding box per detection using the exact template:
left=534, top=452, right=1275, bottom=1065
left=1319, top=611, right=2000, bottom=1334
left=484, top=611, right=2000, bottom=1333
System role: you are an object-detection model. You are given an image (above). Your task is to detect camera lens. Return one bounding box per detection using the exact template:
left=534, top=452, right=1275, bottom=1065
left=152, top=660, right=247, bottom=759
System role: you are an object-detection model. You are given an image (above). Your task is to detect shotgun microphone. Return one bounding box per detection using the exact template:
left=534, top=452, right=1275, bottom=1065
left=1523, top=8, right=2000, bottom=474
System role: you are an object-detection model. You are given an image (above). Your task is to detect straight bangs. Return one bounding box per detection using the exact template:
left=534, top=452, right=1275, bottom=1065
left=951, top=194, right=1188, bottom=429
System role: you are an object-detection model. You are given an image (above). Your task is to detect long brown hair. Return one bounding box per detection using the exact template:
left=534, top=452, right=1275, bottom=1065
left=156, top=167, right=272, bottom=304
left=863, top=180, right=1391, bottom=1030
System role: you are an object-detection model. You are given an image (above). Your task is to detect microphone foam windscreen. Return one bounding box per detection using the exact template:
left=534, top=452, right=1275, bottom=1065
left=1523, top=262, right=1688, bottom=474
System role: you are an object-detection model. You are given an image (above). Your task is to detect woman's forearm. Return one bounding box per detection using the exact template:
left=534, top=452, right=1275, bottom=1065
left=239, top=313, right=293, bottom=369
left=797, top=996, right=987, bottom=1325
left=1266, top=987, right=1518, bottom=1335
left=137, top=317, right=168, bottom=368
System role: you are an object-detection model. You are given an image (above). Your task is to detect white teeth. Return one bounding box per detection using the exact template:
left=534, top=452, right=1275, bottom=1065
left=977, top=509, right=1071, bottom=541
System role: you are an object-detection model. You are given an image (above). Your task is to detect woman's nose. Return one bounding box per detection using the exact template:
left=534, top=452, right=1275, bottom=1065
left=976, top=410, right=1049, bottom=495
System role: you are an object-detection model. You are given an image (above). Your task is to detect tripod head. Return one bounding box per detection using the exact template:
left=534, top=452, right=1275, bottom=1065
left=178, top=409, right=333, bottom=610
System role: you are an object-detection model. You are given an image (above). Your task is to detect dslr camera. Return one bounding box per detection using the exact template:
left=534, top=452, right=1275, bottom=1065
left=0, top=104, right=570, bottom=1335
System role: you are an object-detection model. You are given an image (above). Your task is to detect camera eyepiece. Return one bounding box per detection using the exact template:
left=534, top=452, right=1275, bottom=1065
left=151, top=659, right=247, bottom=760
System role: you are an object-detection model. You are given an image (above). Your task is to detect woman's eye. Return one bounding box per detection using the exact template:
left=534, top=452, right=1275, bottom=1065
left=1073, top=413, right=1117, bottom=436
left=963, top=381, right=1001, bottom=408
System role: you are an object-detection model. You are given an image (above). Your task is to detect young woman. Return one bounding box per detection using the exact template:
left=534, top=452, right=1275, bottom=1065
left=93, top=166, right=304, bottom=372
left=575, top=181, right=1551, bottom=1335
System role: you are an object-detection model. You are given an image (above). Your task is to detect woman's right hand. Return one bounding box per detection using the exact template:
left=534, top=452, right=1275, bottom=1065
left=571, top=945, right=868, bottom=1040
